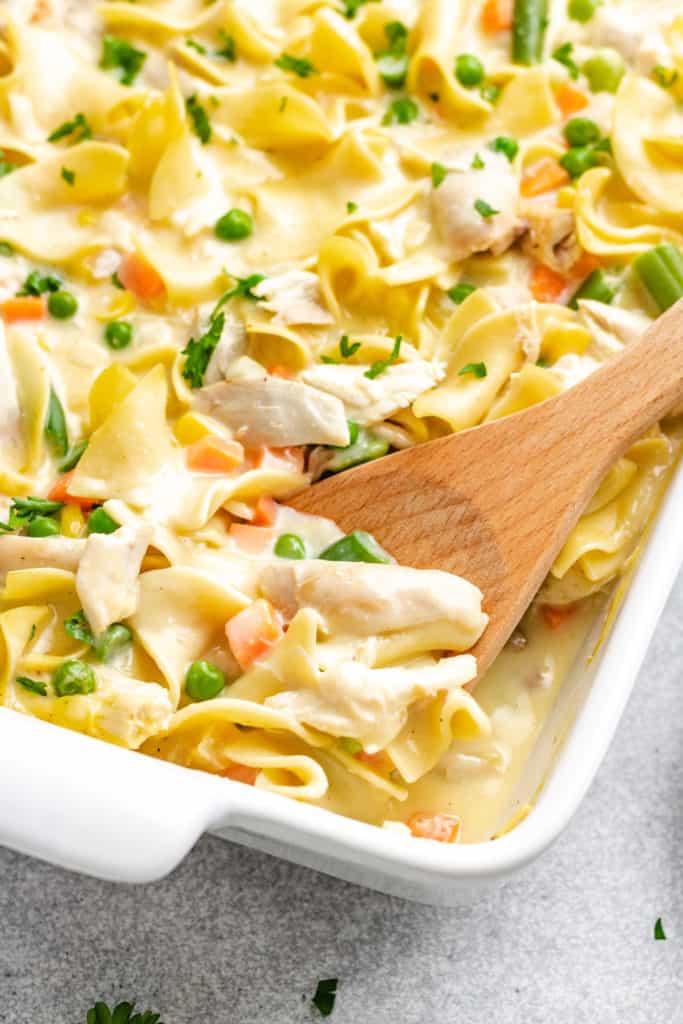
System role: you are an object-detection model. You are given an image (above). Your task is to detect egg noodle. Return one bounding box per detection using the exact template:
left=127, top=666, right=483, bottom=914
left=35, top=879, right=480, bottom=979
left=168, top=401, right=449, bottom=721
left=0, top=0, right=681, bottom=844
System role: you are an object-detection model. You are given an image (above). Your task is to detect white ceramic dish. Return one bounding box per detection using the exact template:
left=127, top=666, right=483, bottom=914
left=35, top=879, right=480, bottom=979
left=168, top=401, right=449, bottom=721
left=1, top=457, right=682, bottom=905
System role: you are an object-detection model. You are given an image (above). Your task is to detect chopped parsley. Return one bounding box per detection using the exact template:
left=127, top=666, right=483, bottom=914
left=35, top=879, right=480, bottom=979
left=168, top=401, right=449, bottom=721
left=0, top=241, right=14, bottom=257
left=279, top=96, right=289, bottom=113
left=64, top=611, right=132, bottom=662
left=275, top=53, right=317, bottom=77
left=100, top=36, right=147, bottom=86
left=185, top=38, right=207, bottom=55
left=447, top=282, right=476, bottom=305
left=111, top=270, right=125, bottom=290
left=375, top=21, right=410, bottom=89
left=342, top=0, right=378, bottom=16
left=322, top=334, right=362, bottom=363
left=471, top=152, right=485, bottom=169
left=364, top=335, right=402, bottom=379
left=339, top=736, right=363, bottom=755
left=186, top=94, right=212, bottom=144
left=211, top=272, right=266, bottom=318
left=458, top=361, right=487, bottom=378
left=431, top=162, right=448, bottom=188
left=47, top=112, right=92, bottom=145
left=346, top=200, right=358, bottom=213
left=85, top=1001, right=164, bottom=1024
left=0, top=151, right=16, bottom=177
left=474, top=198, right=498, bottom=219
left=552, top=42, right=580, bottom=80
left=181, top=312, right=225, bottom=388
left=382, top=96, right=419, bottom=125
left=312, top=979, right=338, bottom=1017
left=652, top=66, right=679, bottom=89
left=654, top=918, right=667, bottom=940
left=216, top=30, right=237, bottom=62
left=64, top=610, right=95, bottom=647
left=16, top=676, right=47, bottom=697
left=489, top=135, right=519, bottom=162
left=61, top=166, right=75, bottom=185
left=17, top=269, right=61, bottom=296
left=536, top=356, right=550, bottom=368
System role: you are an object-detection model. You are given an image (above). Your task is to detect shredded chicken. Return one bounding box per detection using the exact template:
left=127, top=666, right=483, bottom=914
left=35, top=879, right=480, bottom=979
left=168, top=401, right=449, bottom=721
left=432, top=151, right=522, bottom=262
left=520, top=204, right=579, bottom=274
left=197, top=377, right=350, bottom=447
left=584, top=5, right=672, bottom=74
left=76, top=523, right=152, bottom=635
left=252, top=271, right=334, bottom=326
left=300, top=360, right=444, bottom=426
left=259, top=560, right=488, bottom=642
left=577, top=300, right=650, bottom=354
left=0, top=535, right=85, bottom=578
left=78, top=667, right=173, bottom=748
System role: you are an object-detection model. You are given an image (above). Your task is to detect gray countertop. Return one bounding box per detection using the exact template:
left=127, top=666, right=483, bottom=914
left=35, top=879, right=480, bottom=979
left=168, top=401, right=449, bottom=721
left=1, top=577, right=682, bottom=1024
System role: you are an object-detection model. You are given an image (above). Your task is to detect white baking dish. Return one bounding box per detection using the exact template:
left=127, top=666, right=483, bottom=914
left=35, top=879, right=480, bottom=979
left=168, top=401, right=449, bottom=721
left=1, top=455, right=682, bottom=905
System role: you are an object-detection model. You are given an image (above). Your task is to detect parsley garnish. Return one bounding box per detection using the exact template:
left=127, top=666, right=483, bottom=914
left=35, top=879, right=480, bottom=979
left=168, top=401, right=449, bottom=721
left=346, top=200, right=358, bottom=213
left=322, top=334, right=362, bottom=363
left=536, top=356, right=550, bottom=368
left=47, top=112, right=92, bottom=144
left=181, top=312, right=225, bottom=388
left=471, top=153, right=485, bottom=169
left=474, top=198, right=498, bottom=219
left=279, top=96, right=289, bottom=113
left=275, top=53, right=317, bottom=77
left=211, top=272, right=266, bottom=318
left=447, top=282, right=476, bottom=305
left=431, top=162, right=447, bottom=188
left=44, top=388, right=69, bottom=457
left=61, top=166, right=75, bottom=185
left=654, top=918, right=667, bottom=940
left=17, top=269, right=61, bottom=296
left=16, top=676, right=47, bottom=697
left=652, top=65, right=678, bottom=89
left=85, top=1001, right=164, bottom=1024
left=0, top=150, right=16, bottom=177
left=0, top=241, right=14, bottom=257
left=382, top=97, right=419, bottom=125
left=216, top=30, right=237, bottom=62
left=312, top=979, right=338, bottom=1017
left=185, top=38, right=207, bottom=55
left=186, top=94, right=212, bottom=144
left=100, top=36, right=147, bottom=86
left=111, top=270, right=125, bottom=290
left=342, top=0, right=377, bottom=17
left=64, top=609, right=95, bottom=647
left=375, top=20, right=410, bottom=88
left=552, top=42, right=579, bottom=80
left=364, top=335, right=402, bottom=379
left=458, top=361, right=487, bottom=378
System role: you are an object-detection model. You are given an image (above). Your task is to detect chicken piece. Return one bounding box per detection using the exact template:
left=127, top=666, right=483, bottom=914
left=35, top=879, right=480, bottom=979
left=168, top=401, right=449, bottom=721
left=203, top=317, right=248, bottom=385
left=0, top=535, right=86, bottom=579
left=252, top=271, right=334, bottom=326
left=585, top=5, right=671, bottom=75
left=76, top=523, right=152, bottom=635
left=0, top=324, right=22, bottom=467
left=577, top=300, right=650, bottom=354
left=196, top=378, right=349, bottom=447
left=432, top=151, right=522, bottom=262
left=259, top=560, right=487, bottom=644
left=266, top=653, right=478, bottom=752
left=300, top=360, right=444, bottom=426
left=520, top=204, right=579, bottom=274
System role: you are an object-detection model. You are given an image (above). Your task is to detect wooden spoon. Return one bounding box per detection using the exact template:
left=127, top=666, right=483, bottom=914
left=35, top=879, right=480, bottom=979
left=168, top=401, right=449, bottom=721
left=289, top=300, right=683, bottom=680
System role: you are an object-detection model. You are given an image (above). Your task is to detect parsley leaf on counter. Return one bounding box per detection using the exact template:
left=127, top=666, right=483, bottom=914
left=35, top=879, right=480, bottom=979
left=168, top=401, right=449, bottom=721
left=100, top=36, right=147, bottom=86
left=364, top=335, right=402, bottom=379
left=85, top=1000, right=164, bottom=1024
left=312, top=978, right=338, bottom=1017
left=654, top=917, right=667, bottom=940
left=181, top=312, right=225, bottom=388
left=186, top=94, right=212, bottom=144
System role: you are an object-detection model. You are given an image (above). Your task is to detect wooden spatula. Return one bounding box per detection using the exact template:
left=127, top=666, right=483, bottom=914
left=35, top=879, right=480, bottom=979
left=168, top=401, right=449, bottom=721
left=289, top=300, right=683, bottom=679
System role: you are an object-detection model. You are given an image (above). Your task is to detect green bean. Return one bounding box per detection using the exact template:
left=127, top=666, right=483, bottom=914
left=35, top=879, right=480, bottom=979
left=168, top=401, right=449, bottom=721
left=512, top=0, right=549, bottom=66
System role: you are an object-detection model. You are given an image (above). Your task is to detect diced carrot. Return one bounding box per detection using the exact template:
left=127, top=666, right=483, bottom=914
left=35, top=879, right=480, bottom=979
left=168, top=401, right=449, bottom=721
left=268, top=364, right=295, bottom=380
left=247, top=445, right=306, bottom=474
left=408, top=812, right=462, bottom=844
left=47, top=470, right=94, bottom=509
left=356, top=750, right=392, bottom=772
left=520, top=158, right=570, bottom=198
left=118, top=252, right=166, bottom=303
left=554, top=83, right=589, bottom=119
left=225, top=598, right=283, bottom=669
left=540, top=603, right=577, bottom=629
left=530, top=264, right=567, bottom=303
left=570, top=251, right=600, bottom=280
left=186, top=435, right=244, bottom=474
left=228, top=523, right=276, bottom=553
left=252, top=495, right=278, bottom=526
left=222, top=762, right=259, bottom=785
left=0, top=295, right=46, bottom=322
left=481, top=0, right=513, bottom=33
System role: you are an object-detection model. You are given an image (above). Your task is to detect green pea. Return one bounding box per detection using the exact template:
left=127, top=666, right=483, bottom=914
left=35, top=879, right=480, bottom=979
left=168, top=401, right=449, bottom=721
left=47, top=290, right=78, bottom=319
left=93, top=623, right=132, bottom=662
left=489, top=136, right=519, bottom=162
left=214, top=208, right=253, bottom=242
left=563, top=117, right=601, bottom=147
left=53, top=659, right=96, bottom=697
left=559, top=145, right=600, bottom=178
left=274, top=533, right=306, bottom=559
left=185, top=659, right=225, bottom=701
left=582, top=49, right=626, bottom=93
left=454, top=53, right=484, bottom=88
left=568, top=0, right=600, bottom=22
left=87, top=507, right=119, bottom=535
left=104, top=320, right=133, bottom=349
left=26, top=516, right=60, bottom=538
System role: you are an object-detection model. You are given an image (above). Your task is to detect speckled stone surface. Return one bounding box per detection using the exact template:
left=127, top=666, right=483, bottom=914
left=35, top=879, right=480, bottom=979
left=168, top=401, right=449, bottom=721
left=1, top=575, right=683, bottom=1024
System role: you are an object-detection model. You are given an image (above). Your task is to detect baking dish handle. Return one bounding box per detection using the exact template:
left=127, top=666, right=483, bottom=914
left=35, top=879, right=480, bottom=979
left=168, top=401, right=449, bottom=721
left=0, top=710, right=225, bottom=883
